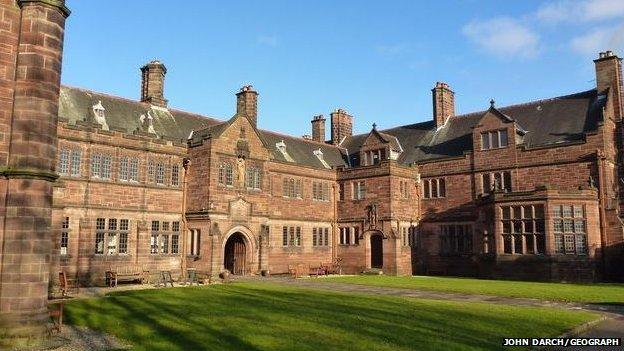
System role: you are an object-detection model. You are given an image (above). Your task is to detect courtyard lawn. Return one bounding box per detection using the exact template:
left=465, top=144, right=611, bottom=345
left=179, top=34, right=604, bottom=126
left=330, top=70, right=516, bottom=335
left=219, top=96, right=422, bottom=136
left=64, top=282, right=598, bottom=351
left=322, top=275, right=624, bottom=304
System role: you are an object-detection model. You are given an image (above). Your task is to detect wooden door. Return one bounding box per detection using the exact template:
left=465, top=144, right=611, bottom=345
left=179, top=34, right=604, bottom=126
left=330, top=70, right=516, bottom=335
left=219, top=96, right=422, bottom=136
left=224, top=234, right=246, bottom=275
left=371, top=234, right=383, bottom=269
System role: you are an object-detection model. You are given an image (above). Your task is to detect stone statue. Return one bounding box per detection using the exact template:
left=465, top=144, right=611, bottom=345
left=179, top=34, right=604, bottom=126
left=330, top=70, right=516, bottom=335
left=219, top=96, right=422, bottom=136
left=493, top=177, right=501, bottom=192
left=588, top=176, right=596, bottom=188
left=237, top=157, right=246, bottom=188
left=367, top=203, right=378, bottom=228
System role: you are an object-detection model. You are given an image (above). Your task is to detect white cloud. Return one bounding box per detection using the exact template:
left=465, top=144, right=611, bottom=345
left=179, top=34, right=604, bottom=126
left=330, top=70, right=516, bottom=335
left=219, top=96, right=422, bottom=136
left=571, top=24, right=624, bottom=55
left=537, top=0, right=624, bottom=24
left=256, top=35, right=278, bottom=48
left=462, top=17, right=539, bottom=58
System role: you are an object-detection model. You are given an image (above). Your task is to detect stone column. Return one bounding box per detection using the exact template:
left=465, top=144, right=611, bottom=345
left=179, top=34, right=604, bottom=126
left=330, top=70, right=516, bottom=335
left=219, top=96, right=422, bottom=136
left=0, top=0, right=70, bottom=345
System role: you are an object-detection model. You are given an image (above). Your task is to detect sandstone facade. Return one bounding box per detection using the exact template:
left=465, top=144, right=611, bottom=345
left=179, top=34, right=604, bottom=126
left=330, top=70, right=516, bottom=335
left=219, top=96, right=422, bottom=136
left=2, top=3, right=624, bottom=342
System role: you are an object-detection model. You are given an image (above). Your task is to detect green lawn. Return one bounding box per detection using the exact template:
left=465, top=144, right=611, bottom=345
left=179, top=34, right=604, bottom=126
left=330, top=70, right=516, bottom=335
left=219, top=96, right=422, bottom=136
left=64, top=282, right=599, bottom=351
left=322, top=275, right=624, bottom=303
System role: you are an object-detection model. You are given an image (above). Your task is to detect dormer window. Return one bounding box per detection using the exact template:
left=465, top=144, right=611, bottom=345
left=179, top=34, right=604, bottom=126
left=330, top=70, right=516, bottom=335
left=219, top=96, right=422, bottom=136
left=363, top=148, right=387, bottom=166
left=313, top=148, right=330, bottom=168
left=93, top=101, right=105, bottom=118
left=91, top=101, right=109, bottom=130
left=276, top=140, right=294, bottom=162
left=481, top=129, right=508, bottom=150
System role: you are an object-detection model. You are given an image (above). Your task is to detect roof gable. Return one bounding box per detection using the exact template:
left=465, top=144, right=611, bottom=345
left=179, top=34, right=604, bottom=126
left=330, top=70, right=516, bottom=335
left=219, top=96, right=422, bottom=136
left=343, top=89, right=603, bottom=165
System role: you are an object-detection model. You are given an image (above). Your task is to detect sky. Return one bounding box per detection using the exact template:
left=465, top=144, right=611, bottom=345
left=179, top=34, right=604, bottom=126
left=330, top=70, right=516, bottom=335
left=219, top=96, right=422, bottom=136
left=61, top=0, right=624, bottom=137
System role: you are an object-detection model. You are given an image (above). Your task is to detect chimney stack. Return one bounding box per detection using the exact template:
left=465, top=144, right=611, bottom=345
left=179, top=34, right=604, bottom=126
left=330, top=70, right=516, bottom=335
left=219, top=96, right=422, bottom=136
left=330, top=108, right=353, bottom=145
left=432, top=82, right=455, bottom=128
left=140, top=60, right=168, bottom=107
left=594, top=51, right=623, bottom=118
left=236, top=85, right=259, bottom=127
left=311, top=114, right=326, bottom=142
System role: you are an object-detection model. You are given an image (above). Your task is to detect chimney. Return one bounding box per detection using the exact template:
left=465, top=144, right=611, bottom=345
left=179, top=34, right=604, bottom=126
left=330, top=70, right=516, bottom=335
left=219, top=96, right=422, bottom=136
left=311, top=114, right=326, bottom=142
left=140, top=60, right=168, bottom=107
left=594, top=51, right=623, bottom=118
left=236, top=85, right=259, bottom=127
left=330, top=108, right=353, bottom=145
left=432, top=82, right=455, bottom=128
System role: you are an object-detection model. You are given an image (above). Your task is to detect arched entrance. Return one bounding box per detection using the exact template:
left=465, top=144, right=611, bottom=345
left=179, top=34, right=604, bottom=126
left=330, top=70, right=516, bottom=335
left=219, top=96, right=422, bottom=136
left=224, top=233, right=246, bottom=275
left=370, top=234, right=383, bottom=269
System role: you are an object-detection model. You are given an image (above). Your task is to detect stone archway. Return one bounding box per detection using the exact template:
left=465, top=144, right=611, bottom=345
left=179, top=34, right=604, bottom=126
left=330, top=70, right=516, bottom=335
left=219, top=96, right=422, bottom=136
left=224, top=233, right=246, bottom=275
left=220, top=225, right=257, bottom=275
left=370, top=233, right=384, bottom=269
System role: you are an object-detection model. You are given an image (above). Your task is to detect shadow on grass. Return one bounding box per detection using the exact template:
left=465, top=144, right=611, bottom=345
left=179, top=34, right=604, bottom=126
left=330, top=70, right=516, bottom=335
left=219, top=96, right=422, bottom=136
left=64, top=283, right=598, bottom=351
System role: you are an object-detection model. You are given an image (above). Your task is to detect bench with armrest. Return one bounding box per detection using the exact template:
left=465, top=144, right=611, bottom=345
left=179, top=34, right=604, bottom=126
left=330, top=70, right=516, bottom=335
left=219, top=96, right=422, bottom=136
left=309, top=263, right=327, bottom=277
left=288, top=263, right=310, bottom=278
left=58, top=271, right=80, bottom=297
left=105, top=264, right=149, bottom=287
left=325, top=258, right=342, bottom=275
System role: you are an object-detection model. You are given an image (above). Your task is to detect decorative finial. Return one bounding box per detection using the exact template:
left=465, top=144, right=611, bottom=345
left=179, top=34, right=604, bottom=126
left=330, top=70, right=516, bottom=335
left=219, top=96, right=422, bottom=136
left=372, top=123, right=377, bottom=130
left=490, top=99, right=495, bottom=108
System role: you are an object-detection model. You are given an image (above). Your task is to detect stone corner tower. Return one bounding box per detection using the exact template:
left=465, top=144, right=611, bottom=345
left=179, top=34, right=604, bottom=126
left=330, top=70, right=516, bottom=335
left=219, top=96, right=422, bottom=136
left=0, top=0, right=70, bottom=346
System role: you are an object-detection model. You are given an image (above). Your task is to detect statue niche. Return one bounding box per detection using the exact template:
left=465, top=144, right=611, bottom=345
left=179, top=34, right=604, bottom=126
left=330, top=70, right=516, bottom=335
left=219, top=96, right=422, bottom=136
left=366, top=203, right=378, bottom=229
left=235, top=139, right=250, bottom=189
left=237, top=157, right=246, bottom=188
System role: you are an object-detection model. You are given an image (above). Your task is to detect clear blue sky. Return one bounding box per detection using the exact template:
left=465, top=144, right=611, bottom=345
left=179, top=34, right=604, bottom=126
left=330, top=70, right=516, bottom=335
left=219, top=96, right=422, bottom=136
left=62, top=0, right=624, bottom=137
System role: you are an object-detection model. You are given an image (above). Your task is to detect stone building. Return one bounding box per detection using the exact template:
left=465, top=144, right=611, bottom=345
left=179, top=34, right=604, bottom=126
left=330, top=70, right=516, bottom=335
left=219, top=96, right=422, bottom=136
left=50, top=50, right=624, bottom=283
left=1, top=0, right=624, bottom=343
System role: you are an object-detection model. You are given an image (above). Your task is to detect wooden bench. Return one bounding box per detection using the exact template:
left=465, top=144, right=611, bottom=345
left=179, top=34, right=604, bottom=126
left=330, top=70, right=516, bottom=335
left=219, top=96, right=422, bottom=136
left=288, top=263, right=308, bottom=278
left=325, top=258, right=343, bottom=275
left=309, top=263, right=327, bottom=277
left=58, top=271, right=79, bottom=297
left=106, top=265, right=149, bottom=287
left=154, top=270, right=174, bottom=288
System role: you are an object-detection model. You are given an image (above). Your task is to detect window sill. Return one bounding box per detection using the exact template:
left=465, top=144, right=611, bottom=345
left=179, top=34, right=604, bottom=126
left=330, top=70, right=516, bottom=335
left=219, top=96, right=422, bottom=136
left=481, top=146, right=508, bottom=151
left=422, top=197, right=446, bottom=200
left=90, top=254, right=133, bottom=259
left=149, top=254, right=181, bottom=258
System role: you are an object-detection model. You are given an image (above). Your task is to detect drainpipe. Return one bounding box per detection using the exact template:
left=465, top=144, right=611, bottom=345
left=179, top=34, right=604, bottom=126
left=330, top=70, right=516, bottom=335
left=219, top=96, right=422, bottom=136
left=332, top=183, right=338, bottom=260
left=181, top=158, right=191, bottom=276
left=596, top=151, right=608, bottom=279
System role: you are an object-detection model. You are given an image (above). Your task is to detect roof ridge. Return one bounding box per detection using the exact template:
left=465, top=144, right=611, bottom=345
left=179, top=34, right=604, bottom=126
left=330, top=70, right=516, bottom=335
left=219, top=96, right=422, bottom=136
left=260, top=129, right=345, bottom=149
left=454, top=89, right=598, bottom=119
left=61, top=84, right=149, bottom=106
left=371, top=89, right=598, bottom=135
left=61, top=84, right=222, bottom=122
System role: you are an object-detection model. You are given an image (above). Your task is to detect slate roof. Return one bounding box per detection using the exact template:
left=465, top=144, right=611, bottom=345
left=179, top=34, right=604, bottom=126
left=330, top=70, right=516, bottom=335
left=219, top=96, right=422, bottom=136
left=342, top=89, right=605, bottom=165
left=58, top=86, right=221, bottom=143
left=58, top=85, right=348, bottom=169
left=59, top=85, right=605, bottom=169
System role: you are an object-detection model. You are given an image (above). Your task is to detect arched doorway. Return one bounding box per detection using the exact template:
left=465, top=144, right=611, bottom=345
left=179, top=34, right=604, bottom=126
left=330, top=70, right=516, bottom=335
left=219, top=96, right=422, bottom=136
left=224, top=233, right=246, bottom=275
left=370, top=234, right=383, bottom=269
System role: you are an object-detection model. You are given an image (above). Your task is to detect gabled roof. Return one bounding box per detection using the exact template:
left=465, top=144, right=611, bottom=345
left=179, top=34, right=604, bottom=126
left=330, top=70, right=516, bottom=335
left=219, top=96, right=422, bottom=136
left=59, top=85, right=348, bottom=170
left=485, top=103, right=528, bottom=135
left=59, top=86, right=220, bottom=142
left=342, top=89, right=604, bottom=165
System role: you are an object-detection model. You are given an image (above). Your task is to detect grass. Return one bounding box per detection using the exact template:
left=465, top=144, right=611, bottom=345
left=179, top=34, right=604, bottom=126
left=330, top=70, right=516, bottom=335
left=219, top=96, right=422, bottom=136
left=322, top=275, right=624, bottom=303
left=64, top=282, right=599, bottom=351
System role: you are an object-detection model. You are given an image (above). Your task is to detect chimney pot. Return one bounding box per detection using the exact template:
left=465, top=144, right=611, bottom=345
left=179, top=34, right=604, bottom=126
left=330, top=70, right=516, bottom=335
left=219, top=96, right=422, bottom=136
left=140, top=60, right=168, bottom=107
left=236, top=85, right=259, bottom=127
left=330, top=108, right=353, bottom=145
left=311, top=114, right=326, bottom=142
left=432, top=81, right=455, bottom=128
left=594, top=50, right=623, bottom=118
